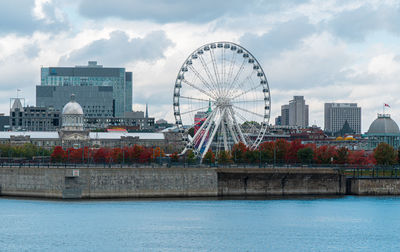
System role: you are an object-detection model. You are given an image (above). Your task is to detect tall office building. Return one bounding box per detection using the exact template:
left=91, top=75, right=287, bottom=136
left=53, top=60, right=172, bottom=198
left=39, top=61, right=132, bottom=117
left=324, top=103, right=361, bottom=134
left=281, top=105, right=289, bottom=126
left=288, top=96, right=309, bottom=128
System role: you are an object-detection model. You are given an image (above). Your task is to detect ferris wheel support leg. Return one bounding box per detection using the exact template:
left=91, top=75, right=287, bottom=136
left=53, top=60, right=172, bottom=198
left=196, top=110, right=217, bottom=154
left=221, top=117, right=229, bottom=151
left=201, top=108, right=225, bottom=159
left=226, top=114, right=239, bottom=144
left=191, top=110, right=216, bottom=144
left=229, top=107, right=247, bottom=146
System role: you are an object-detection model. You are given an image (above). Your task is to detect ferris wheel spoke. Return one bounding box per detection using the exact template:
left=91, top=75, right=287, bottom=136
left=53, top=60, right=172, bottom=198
left=227, top=70, right=257, bottom=98
left=231, top=83, right=262, bottom=100
left=225, top=58, right=247, bottom=97
left=187, top=65, right=219, bottom=98
left=231, top=99, right=266, bottom=104
left=224, top=51, right=237, bottom=97
left=180, top=96, right=214, bottom=103
left=182, top=79, right=217, bottom=100
left=209, top=49, right=222, bottom=94
left=198, top=54, right=221, bottom=96
left=180, top=106, right=210, bottom=116
left=232, top=104, right=265, bottom=118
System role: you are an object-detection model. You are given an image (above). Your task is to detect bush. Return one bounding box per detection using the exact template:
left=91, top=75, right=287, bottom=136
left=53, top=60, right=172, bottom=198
left=374, top=142, right=397, bottom=165
left=297, top=147, right=314, bottom=164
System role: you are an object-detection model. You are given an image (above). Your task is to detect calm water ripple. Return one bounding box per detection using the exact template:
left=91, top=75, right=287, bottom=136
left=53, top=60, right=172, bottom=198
left=1, top=196, right=400, bottom=252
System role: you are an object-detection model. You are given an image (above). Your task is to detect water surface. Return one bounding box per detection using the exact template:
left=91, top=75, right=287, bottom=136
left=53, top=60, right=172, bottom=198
left=0, top=196, right=399, bottom=251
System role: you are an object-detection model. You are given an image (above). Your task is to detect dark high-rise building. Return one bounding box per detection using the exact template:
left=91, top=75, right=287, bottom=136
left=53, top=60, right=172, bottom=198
left=39, top=61, right=132, bottom=117
left=281, top=105, right=289, bottom=126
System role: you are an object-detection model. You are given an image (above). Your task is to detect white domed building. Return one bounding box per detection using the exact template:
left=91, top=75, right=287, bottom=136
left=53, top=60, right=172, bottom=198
left=59, top=95, right=89, bottom=148
left=62, top=95, right=84, bottom=131
left=367, top=114, right=400, bottom=149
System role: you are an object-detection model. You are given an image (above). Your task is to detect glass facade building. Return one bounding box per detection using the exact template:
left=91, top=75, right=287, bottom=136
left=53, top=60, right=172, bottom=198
left=36, top=86, right=114, bottom=118
left=39, top=61, right=132, bottom=117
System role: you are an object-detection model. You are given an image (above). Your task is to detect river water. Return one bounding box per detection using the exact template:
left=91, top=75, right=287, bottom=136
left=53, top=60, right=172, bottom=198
left=1, top=196, right=399, bottom=251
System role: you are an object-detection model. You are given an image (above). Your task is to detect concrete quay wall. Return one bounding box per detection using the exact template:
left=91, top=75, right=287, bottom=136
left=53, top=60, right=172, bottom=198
left=217, top=168, right=346, bottom=196
left=2, top=166, right=400, bottom=199
left=0, top=167, right=218, bottom=199
left=348, top=178, right=400, bottom=195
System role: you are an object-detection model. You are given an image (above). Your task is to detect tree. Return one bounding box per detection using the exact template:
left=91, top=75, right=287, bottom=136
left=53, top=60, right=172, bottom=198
left=348, top=150, right=369, bottom=165
left=245, top=149, right=259, bottom=164
left=203, top=150, right=215, bottom=164
left=334, top=147, right=348, bottom=164
left=314, top=145, right=337, bottom=164
left=51, top=146, right=66, bottom=163
left=374, top=142, right=397, bottom=165
left=93, top=148, right=110, bottom=163
left=275, top=139, right=290, bottom=163
left=297, top=147, right=313, bottom=164
left=170, top=152, right=179, bottom=162
left=231, top=142, right=247, bottom=163
left=217, top=151, right=232, bottom=164
left=259, top=141, right=274, bottom=163
left=286, top=140, right=303, bottom=163
left=186, top=150, right=196, bottom=164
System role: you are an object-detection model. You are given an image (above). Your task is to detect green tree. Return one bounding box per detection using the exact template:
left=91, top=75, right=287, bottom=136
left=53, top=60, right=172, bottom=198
left=186, top=150, right=196, bottom=164
left=297, top=147, right=314, bottom=164
left=259, top=142, right=274, bottom=163
left=217, top=151, right=232, bottom=164
left=374, top=142, right=397, bottom=165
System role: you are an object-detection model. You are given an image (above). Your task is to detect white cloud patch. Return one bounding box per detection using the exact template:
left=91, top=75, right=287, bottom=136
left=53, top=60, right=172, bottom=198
left=59, top=30, right=174, bottom=66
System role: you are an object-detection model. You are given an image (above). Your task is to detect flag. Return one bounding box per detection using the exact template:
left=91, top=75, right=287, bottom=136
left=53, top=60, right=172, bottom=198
left=384, top=103, right=390, bottom=108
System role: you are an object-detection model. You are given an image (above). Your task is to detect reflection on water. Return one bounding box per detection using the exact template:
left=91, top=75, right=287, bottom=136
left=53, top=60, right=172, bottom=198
left=0, top=196, right=399, bottom=252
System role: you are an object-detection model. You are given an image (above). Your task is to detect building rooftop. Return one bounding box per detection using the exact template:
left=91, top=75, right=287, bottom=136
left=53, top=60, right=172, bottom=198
left=367, top=114, right=400, bottom=135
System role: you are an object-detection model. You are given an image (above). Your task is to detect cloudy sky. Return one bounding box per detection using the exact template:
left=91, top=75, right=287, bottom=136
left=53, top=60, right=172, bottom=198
left=1, top=0, right=400, bottom=132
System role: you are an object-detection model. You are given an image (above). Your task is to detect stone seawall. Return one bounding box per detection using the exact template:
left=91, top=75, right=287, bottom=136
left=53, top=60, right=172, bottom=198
left=348, top=178, right=400, bottom=195
left=217, top=168, right=346, bottom=196
left=0, top=167, right=218, bottom=199
left=3, top=166, right=399, bottom=199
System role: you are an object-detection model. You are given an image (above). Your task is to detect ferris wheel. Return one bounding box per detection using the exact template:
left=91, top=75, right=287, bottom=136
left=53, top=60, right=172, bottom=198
left=173, top=41, right=271, bottom=159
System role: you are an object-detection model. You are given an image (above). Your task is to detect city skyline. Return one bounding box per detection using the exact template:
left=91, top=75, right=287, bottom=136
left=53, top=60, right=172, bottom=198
left=0, top=1, right=400, bottom=132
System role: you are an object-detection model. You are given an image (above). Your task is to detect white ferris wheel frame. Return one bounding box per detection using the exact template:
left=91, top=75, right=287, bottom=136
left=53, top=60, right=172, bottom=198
left=173, top=41, right=271, bottom=159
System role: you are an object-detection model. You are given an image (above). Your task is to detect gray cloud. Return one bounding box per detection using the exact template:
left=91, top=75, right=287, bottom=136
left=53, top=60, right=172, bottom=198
left=240, top=16, right=316, bottom=58
left=78, top=0, right=308, bottom=23
left=326, top=4, right=400, bottom=41
left=0, top=0, right=69, bottom=35
left=59, top=30, right=174, bottom=66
